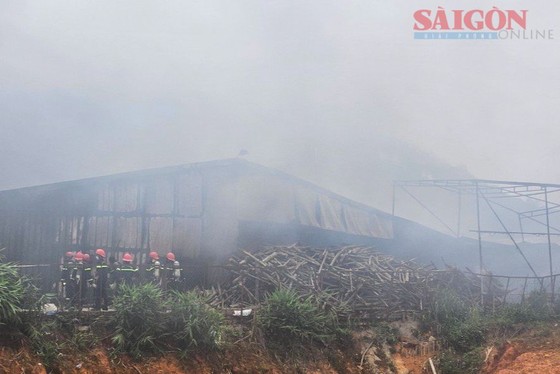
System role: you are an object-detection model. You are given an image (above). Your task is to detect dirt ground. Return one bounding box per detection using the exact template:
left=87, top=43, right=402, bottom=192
left=393, top=351, right=432, bottom=374
left=389, top=320, right=560, bottom=374
left=488, top=345, right=560, bottom=374
left=8, top=320, right=560, bottom=373
left=0, top=339, right=364, bottom=374
left=484, top=322, right=560, bottom=374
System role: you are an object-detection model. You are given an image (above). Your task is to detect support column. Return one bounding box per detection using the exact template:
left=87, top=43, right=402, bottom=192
left=545, top=187, right=554, bottom=302
left=476, top=181, right=484, bottom=305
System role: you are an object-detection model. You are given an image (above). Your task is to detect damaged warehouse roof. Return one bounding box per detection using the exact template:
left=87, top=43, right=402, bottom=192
left=0, top=159, right=396, bottom=269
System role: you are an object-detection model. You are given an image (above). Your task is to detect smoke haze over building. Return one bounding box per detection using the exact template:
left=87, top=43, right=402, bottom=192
left=1, top=0, right=559, bottom=214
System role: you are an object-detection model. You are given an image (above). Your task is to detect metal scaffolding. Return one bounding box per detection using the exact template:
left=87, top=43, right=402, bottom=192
left=392, top=179, right=560, bottom=302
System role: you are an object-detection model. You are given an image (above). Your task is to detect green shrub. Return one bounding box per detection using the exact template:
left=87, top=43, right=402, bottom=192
left=425, top=288, right=486, bottom=353
left=525, top=291, right=554, bottom=318
left=166, top=290, right=225, bottom=353
left=438, top=348, right=483, bottom=374
left=494, top=291, right=554, bottom=328
left=372, top=322, right=399, bottom=346
left=110, top=283, right=166, bottom=358
left=24, top=317, right=62, bottom=369
left=494, top=303, right=537, bottom=327
left=0, top=258, right=27, bottom=323
left=256, top=289, right=343, bottom=349
left=17, top=311, right=97, bottom=370
left=432, top=288, right=471, bottom=324
left=68, top=328, right=98, bottom=351
left=443, top=318, right=486, bottom=353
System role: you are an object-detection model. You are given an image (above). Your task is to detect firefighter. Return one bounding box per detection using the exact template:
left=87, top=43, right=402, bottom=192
left=82, top=253, right=93, bottom=306
left=114, top=252, right=138, bottom=287
left=71, top=251, right=85, bottom=306
left=144, top=251, right=161, bottom=285
left=162, top=252, right=182, bottom=291
left=93, top=248, right=110, bottom=311
left=108, top=255, right=120, bottom=281
left=60, top=251, right=76, bottom=301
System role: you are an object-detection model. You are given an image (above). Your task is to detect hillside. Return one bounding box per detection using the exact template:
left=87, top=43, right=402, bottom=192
left=484, top=322, right=560, bottom=374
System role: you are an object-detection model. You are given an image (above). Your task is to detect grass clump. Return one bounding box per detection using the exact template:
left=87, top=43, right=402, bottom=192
left=443, top=316, right=486, bottom=353
left=427, top=289, right=559, bottom=374
left=0, top=258, right=27, bottom=323
left=495, top=291, right=555, bottom=327
left=166, top=290, right=226, bottom=353
left=23, top=317, right=64, bottom=369
left=110, top=285, right=227, bottom=359
left=372, top=321, right=399, bottom=347
left=432, top=287, right=471, bottom=324
left=437, top=348, right=484, bottom=374
left=110, top=283, right=166, bottom=358
left=422, top=288, right=485, bottom=374
left=256, top=289, right=344, bottom=350
left=427, top=288, right=486, bottom=353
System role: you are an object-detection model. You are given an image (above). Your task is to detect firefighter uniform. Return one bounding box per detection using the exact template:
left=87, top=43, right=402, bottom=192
left=94, top=249, right=110, bottom=311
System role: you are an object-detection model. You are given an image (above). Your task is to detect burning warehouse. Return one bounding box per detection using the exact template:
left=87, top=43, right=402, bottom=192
left=0, top=159, right=400, bottom=286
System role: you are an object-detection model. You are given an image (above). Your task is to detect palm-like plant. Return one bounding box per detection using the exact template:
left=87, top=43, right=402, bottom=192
left=110, top=283, right=167, bottom=358
left=256, top=288, right=342, bottom=348
left=166, top=290, right=225, bottom=352
left=0, top=253, right=26, bottom=323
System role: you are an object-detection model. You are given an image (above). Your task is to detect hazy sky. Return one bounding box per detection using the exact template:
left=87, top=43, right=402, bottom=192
left=1, top=0, right=559, bottom=202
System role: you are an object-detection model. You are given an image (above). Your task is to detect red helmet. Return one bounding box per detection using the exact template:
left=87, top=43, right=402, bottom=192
left=83, top=253, right=91, bottom=262
left=65, top=251, right=74, bottom=259
left=95, top=248, right=106, bottom=258
left=149, top=251, right=159, bottom=260
left=122, top=253, right=133, bottom=263
left=166, top=252, right=175, bottom=261
left=74, top=251, right=84, bottom=261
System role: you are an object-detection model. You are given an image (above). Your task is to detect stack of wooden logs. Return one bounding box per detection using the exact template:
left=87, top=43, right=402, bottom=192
left=209, top=245, right=507, bottom=318
left=214, top=245, right=449, bottom=318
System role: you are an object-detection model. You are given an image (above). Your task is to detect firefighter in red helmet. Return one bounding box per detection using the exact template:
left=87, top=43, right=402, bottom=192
left=93, top=248, right=109, bottom=310
left=82, top=253, right=93, bottom=306
left=144, top=251, right=161, bottom=285
left=60, top=251, right=76, bottom=302
left=71, top=251, right=85, bottom=307
left=114, top=252, right=138, bottom=288
left=162, top=252, right=182, bottom=291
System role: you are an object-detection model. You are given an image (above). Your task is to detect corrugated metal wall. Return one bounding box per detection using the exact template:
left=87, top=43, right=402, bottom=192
left=0, top=170, right=211, bottom=267
left=0, top=160, right=395, bottom=287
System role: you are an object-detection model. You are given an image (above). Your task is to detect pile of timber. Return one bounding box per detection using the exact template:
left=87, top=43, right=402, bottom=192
left=435, top=265, right=506, bottom=305
left=212, top=245, right=507, bottom=318
left=218, top=245, right=442, bottom=318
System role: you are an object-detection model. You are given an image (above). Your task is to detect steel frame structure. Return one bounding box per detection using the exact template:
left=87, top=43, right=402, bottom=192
left=392, top=179, right=560, bottom=302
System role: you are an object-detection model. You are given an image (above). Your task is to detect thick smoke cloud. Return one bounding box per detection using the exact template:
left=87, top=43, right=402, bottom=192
left=1, top=0, right=559, bottom=213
